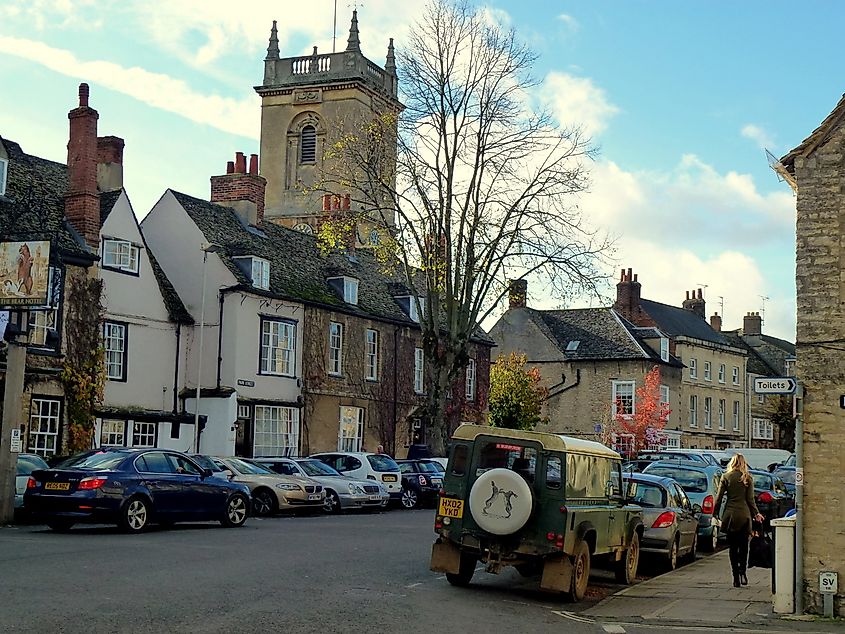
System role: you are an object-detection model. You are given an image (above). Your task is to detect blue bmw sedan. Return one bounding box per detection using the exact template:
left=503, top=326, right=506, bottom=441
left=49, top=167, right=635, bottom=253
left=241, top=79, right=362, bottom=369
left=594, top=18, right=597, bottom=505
left=24, top=448, right=251, bottom=533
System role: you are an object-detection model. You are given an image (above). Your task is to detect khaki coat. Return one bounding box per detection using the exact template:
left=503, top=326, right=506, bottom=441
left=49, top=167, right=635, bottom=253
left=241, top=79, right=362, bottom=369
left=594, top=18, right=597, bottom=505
left=714, top=470, right=760, bottom=535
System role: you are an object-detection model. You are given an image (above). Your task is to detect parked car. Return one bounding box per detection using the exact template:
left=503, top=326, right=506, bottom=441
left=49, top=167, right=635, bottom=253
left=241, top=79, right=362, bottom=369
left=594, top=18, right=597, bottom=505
left=723, top=448, right=791, bottom=471
left=24, top=448, right=250, bottom=532
left=773, top=466, right=796, bottom=495
left=206, top=456, right=324, bottom=516
left=248, top=457, right=389, bottom=513
left=643, top=460, right=724, bottom=551
left=624, top=473, right=700, bottom=570
left=623, top=451, right=708, bottom=474
left=661, top=448, right=728, bottom=467
left=750, top=469, right=794, bottom=527
left=310, top=452, right=403, bottom=501
left=15, top=453, right=49, bottom=510
left=431, top=424, right=643, bottom=602
left=395, top=459, right=444, bottom=509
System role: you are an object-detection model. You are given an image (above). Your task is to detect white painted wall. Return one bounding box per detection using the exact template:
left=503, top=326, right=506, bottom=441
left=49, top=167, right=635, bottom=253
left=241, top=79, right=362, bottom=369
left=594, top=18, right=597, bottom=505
left=184, top=392, right=237, bottom=455
left=100, top=190, right=180, bottom=412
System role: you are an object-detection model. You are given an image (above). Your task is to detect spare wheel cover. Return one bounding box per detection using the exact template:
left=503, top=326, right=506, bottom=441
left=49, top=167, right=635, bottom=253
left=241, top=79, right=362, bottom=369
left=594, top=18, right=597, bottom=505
left=469, top=468, right=533, bottom=535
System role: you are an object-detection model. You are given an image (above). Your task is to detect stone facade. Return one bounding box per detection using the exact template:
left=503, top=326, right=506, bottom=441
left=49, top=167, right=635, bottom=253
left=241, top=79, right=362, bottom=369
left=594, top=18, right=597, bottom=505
left=780, top=95, right=845, bottom=614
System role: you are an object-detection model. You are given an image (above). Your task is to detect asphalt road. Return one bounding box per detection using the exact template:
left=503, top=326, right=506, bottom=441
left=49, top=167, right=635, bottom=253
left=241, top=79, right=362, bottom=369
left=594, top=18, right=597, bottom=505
left=0, top=509, right=652, bottom=634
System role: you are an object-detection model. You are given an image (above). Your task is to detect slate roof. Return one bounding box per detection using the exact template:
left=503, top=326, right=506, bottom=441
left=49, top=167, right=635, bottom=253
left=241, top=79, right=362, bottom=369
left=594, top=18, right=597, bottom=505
left=780, top=93, right=845, bottom=174
left=148, top=251, right=194, bottom=325
left=524, top=307, right=680, bottom=366
left=170, top=190, right=493, bottom=342
left=99, top=189, right=122, bottom=226
left=722, top=331, right=795, bottom=377
left=639, top=298, right=728, bottom=346
left=0, top=137, right=94, bottom=262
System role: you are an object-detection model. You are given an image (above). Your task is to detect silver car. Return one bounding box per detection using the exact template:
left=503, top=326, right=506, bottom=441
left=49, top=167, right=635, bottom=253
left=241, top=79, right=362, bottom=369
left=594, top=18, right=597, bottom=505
left=15, top=453, right=49, bottom=510
left=625, top=473, right=700, bottom=571
left=251, top=457, right=389, bottom=513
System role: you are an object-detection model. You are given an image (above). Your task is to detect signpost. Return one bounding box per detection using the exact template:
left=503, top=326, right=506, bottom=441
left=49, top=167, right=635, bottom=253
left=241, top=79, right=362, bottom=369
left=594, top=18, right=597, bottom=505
left=820, top=571, right=838, bottom=617
left=754, top=377, right=797, bottom=394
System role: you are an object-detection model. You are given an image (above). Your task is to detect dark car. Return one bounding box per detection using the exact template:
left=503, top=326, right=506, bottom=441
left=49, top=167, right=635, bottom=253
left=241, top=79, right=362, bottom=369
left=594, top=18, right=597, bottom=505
left=24, top=448, right=251, bottom=533
left=773, top=466, right=796, bottom=495
left=624, top=473, right=700, bottom=570
left=395, top=459, right=444, bottom=509
left=750, top=469, right=794, bottom=527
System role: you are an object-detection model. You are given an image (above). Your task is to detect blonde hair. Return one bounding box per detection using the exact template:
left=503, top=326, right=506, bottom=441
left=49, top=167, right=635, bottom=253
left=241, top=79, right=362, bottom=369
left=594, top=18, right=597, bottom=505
left=727, top=453, right=752, bottom=486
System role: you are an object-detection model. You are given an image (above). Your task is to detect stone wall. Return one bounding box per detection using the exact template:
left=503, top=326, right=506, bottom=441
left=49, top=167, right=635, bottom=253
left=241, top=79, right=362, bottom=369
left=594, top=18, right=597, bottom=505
left=793, top=123, right=845, bottom=613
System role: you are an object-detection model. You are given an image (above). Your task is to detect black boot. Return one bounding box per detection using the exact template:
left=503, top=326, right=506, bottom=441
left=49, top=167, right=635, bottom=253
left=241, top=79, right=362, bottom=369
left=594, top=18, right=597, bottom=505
left=739, top=567, right=748, bottom=586
left=733, top=573, right=741, bottom=588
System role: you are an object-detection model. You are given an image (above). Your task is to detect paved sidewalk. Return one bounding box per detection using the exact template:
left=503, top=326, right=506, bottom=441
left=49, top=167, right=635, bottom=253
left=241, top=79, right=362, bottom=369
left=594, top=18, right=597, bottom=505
left=586, top=550, right=841, bottom=631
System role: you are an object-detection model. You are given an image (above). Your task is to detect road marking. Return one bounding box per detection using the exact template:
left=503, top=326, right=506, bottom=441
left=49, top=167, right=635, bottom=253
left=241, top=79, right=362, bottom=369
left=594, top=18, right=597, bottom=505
left=405, top=582, right=422, bottom=588
left=609, top=623, right=829, bottom=634
left=602, top=625, right=626, bottom=634
left=551, top=610, right=595, bottom=624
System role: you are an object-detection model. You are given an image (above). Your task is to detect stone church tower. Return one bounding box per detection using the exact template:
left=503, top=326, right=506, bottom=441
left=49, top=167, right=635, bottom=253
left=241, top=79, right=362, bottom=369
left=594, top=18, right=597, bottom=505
left=255, top=11, right=401, bottom=240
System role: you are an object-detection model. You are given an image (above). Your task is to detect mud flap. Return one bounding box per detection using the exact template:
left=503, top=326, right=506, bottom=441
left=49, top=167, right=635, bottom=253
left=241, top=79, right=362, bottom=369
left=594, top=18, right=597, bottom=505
left=540, top=556, right=574, bottom=593
left=430, top=539, right=462, bottom=574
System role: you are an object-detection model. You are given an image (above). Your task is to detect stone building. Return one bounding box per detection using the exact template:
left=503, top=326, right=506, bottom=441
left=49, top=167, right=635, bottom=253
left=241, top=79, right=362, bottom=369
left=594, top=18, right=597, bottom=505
left=489, top=279, right=684, bottom=451
left=777, top=93, right=845, bottom=613
left=613, top=269, right=748, bottom=449
left=255, top=11, right=401, bottom=238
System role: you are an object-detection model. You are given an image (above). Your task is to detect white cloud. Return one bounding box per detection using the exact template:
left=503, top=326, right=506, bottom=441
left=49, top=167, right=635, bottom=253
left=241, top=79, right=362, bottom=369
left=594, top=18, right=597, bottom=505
left=541, top=71, right=619, bottom=136
left=557, top=14, right=580, bottom=32
left=741, top=123, right=775, bottom=149
left=0, top=36, right=258, bottom=139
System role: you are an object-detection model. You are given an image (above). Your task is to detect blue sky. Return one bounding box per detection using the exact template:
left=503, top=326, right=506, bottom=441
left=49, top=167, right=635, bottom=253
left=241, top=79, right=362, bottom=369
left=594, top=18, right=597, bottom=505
left=1, top=0, right=841, bottom=342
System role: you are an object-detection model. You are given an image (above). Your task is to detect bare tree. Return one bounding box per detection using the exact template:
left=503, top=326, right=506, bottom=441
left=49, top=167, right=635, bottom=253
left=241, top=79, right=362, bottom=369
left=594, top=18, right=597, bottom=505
left=319, top=0, right=612, bottom=454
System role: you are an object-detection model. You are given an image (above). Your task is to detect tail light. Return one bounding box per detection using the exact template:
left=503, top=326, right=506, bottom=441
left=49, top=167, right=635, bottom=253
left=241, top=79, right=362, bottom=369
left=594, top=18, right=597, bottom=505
left=652, top=511, right=676, bottom=528
left=78, top=476, right=107, bottom=490
left=555, top=533, right=564, bottom=549
left=758, top=491, right=773, bottom=504
left=27, top=477, right=37, bottom=489
left=546, top=532, right=556, bottom=541
left=701, top=495, right=714, bottom=514
left=434, top=517, right=443, bottom=530
left=438, top=488, right=445, bottom=497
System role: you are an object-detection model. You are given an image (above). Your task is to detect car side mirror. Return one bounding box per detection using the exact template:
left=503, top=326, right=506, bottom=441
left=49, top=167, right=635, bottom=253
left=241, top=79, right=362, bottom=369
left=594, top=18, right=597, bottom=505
left=692, top=503, right=703, bottom=516
left=220, top=469, right=234, bottom=480
left=201, top=468, right=213, bottom=478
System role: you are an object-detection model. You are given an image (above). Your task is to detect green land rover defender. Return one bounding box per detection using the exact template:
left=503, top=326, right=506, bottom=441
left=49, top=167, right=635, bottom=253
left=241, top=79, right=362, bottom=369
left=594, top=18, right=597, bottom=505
left=430, top=425, right=644, bottom=601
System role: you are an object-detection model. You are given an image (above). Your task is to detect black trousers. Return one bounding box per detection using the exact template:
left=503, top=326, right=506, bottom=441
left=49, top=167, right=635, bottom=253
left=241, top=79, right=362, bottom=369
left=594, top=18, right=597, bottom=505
left=726, top=530, right=749, bottom=574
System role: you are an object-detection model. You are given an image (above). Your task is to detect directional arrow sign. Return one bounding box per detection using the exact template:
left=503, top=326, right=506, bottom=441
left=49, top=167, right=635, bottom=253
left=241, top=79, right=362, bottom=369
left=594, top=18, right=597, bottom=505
left=754, top=377, right=797, bottom=394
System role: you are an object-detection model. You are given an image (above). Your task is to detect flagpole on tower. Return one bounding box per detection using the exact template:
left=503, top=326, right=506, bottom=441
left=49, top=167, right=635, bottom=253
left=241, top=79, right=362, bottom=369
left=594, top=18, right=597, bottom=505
left=333, top=0, right=338, bottom=52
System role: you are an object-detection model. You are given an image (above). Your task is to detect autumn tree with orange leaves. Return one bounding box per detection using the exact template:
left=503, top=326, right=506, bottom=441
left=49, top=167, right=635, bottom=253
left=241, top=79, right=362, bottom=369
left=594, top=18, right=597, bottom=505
left=613, top=365, right=670, bottom=456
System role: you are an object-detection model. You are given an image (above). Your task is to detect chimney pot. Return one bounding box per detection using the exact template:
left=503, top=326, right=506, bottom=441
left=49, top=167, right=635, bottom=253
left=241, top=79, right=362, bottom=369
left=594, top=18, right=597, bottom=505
left=79, top=83, right=89, bottom=107
left=226, top=161, right=235, bottom=174
left=234, top=152, right=246, bottom=173
left=710, top=312, right=722, bottom=332
left=249, top=154, right=259, bottom=175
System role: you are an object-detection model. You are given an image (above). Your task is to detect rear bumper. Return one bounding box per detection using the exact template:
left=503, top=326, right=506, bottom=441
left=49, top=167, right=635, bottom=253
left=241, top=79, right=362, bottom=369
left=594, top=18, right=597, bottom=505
left=24, top=493, right=120, bottom=523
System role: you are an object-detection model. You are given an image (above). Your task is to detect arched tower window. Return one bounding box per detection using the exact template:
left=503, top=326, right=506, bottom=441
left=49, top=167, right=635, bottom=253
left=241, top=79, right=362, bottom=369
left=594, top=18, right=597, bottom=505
left=300, top=125, right=317, bottom=163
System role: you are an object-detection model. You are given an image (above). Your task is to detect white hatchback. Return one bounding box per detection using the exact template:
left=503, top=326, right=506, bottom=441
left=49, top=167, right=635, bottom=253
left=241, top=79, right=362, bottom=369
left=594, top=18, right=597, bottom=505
left=309, top=452, right=403, bottom=501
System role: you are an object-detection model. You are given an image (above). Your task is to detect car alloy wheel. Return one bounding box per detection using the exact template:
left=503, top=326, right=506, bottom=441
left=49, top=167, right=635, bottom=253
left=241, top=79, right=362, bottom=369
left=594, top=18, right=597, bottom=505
left=668, top=538, right=678, bottom=571
left=121, top=497, right=149, bottom=533
left=323, top=491, right=340, bottom=514
left=252, top=489, right=275, bottom=516
left=401, top=487, right=418, bottom=509
left=221, top=494, right=248, bottom=527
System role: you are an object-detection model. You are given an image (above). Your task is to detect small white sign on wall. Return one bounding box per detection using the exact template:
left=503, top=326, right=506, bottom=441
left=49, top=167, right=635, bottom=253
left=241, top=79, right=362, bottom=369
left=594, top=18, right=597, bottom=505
left=10, top=428, right=22, bottom=453
left=820, top=571, right=838, bottom=594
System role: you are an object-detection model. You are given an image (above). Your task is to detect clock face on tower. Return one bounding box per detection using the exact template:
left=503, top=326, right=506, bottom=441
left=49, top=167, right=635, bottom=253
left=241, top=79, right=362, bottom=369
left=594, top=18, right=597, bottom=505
left=293, top=222, right=313, bottom=235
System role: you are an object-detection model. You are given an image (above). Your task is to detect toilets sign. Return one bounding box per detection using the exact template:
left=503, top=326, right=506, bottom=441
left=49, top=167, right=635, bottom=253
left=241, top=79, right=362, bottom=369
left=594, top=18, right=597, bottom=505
left=753, top=377, right=797, bottom=395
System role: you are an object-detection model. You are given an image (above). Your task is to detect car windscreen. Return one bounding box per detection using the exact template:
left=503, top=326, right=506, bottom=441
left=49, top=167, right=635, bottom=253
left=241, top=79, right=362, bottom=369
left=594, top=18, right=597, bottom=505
left=69, top=453, right=128, bottom=470
left=191, top=455, right=223, bottom=472
left=298, top=460, right=341, bottom=477
left=752, top=473, right=772, bottom=490
left=224, top=458, right=275, bottom=475
left=645, top=467, right=708, bottom=493
left=418, top=461, right=443, bottom=474
left=774, top=469, right=795, bottom=484
left=627, top=481, right=666, bottom=508
left=367, top=455, right=400, bottom=472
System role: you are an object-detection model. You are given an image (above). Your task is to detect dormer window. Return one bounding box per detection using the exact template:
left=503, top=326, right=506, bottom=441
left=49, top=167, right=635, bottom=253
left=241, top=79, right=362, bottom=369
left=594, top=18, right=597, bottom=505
left=409, top=297, right=425, bottom=323
left=251, top=257, right=270, bottom=289
left=660, top=336, right=669, bottom=362
left=102, top=239, right=140, bottom=274
left=327, top=276, right=359, bottom=305
left=0, top=158, right=8, bottom=196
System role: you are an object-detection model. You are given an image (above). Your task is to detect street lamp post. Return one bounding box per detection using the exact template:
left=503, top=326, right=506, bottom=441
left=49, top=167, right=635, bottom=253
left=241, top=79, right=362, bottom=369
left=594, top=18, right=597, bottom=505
left=193, top=242, right=222, bottom=453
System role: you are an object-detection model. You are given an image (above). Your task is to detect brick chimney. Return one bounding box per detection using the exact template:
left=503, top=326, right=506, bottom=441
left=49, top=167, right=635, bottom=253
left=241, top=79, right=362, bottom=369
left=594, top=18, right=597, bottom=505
left=508, top=279, right=528, bottom=309
left=65, top=83, right=100, bottom=247
left=97, top=135, right=124, bottom=192
left=613, top=268, right=642, bottom=321
left=743, top=311, right=763, bottom=346
left=210, top=152, right=266, bottom=226
left=682, top=288, right=706, bottom=319
left=710, top=312, right=722, bottom=332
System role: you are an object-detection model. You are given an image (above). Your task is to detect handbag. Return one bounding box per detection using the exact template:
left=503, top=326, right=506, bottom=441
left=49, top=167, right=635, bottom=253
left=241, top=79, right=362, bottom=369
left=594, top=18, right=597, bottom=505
left=748, top=530, right=773, bottom=569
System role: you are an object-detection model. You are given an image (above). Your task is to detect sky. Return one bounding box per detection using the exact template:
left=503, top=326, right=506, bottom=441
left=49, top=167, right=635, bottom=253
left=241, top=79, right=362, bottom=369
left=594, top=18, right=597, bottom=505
left=1, top=0, right=842, bottom=343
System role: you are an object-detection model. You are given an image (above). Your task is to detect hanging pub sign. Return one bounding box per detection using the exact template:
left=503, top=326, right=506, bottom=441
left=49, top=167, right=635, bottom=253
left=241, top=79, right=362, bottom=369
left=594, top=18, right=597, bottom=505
left=0, top=240, right=51, bottom=308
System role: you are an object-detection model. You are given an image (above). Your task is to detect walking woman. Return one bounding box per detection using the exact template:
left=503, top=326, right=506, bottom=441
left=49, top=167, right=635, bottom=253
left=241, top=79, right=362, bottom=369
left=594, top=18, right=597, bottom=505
left=714, top=454, right=764, bottom=587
